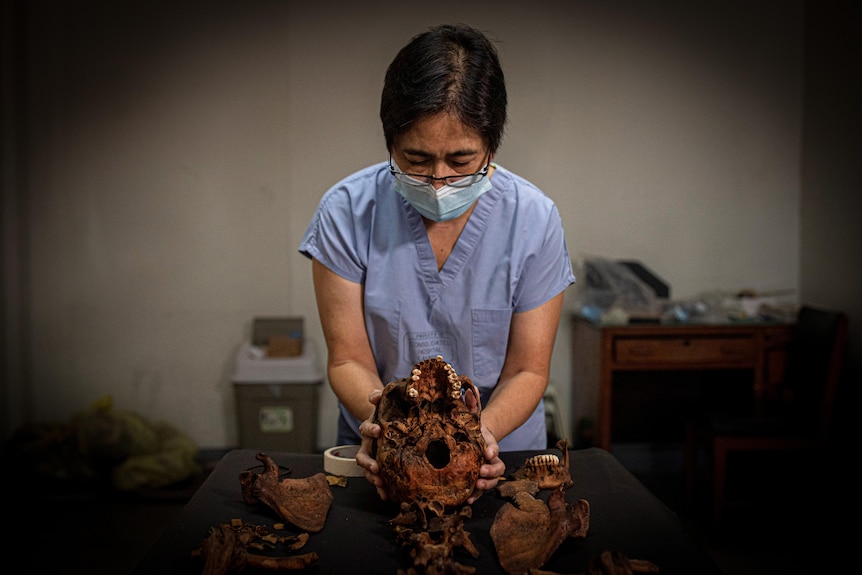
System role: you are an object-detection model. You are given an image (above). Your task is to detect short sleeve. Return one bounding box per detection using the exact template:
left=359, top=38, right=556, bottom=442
left=512, top=203, right=575, bottom=313
left=298, top=168, right=382, bottom=285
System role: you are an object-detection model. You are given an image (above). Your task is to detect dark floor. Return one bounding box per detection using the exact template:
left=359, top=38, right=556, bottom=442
left=635, top=470, right=810, bottom=575
left=9, top=469, right=204, bottom=575
left=616, top=442, right=849, bottom=575
left=8, top=446, right=846, bottom=575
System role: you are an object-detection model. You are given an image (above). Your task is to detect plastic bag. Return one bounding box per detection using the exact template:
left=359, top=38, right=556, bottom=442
left=572, top=256, right=662, bottom=322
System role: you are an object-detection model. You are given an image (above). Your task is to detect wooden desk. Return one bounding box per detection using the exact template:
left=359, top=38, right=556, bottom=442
left=570, top=316, right=792, bottom=451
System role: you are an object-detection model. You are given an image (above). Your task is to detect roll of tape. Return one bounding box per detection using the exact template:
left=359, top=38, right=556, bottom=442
left=323, top=444, right=365, bottom=477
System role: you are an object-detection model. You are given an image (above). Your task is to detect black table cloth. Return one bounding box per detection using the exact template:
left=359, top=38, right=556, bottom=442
left=133, top=447, right=722, bottom=574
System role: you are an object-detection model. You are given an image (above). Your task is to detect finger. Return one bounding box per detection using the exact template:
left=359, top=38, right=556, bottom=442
left=359, top=420, right=381, bottom=439
left=479, top=462, right=504, bottom=483
left=480, top=427, right=499, bottom=458
left=355, top=451, right=378, bottom=474
left=362, top=469, right=387, bottom=500
left=484, top=442, right=500, bottom=463
left=466, top=489, right=484, bottom=505
left=474, top=478, right=499, bottom=495
left=464, top=387, right=477, bottom=409
left=464, top=386, right=482, bottom=414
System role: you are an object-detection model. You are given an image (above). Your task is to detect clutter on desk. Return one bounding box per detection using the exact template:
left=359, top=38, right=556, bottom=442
left=571, top=256, right=669, bottom=324
left=572, top=256, right=796, bottom=324
left=723, top=288, right=797, bottom=322
left=664, top=288, right=797, bottom=324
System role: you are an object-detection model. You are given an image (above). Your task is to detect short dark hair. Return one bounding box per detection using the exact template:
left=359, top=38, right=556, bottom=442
left=380, top=24, right=508, bottom=154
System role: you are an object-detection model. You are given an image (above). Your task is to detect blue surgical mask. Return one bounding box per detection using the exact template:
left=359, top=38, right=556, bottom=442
left=393, top=167, right=493, bottom=222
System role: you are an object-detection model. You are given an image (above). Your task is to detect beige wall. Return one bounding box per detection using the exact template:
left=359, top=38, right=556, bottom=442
left=4, top=1, right=818, bottom=449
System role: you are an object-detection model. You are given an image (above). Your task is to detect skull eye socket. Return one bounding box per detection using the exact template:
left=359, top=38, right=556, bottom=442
left=426, top=440, right=451, bottom=469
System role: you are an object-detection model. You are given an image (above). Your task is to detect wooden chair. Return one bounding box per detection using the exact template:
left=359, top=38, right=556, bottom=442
left=683, top=304, right=848, bottom=527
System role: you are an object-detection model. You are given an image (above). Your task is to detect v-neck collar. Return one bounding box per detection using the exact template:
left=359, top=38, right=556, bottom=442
left=404, top=184, right=500, bottom=301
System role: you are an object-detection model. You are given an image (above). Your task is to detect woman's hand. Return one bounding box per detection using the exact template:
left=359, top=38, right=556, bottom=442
left=464, top=385, right=505, bottom=504
left=467, top=424, right=504, bottom=504
left=354, top=389, right=389, bottom=500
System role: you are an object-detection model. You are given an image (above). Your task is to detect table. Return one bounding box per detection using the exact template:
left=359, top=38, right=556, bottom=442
left=570, top=316, right=793, bottom=451
left=133, top=448, right=722, bottom=575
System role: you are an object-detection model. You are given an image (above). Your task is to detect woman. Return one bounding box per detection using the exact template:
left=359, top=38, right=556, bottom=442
left=299, top=24, right=574, bottom=501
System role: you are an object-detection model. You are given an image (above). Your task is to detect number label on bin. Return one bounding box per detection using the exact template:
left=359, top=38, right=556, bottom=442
left=259, top=406, right=294, bottom=433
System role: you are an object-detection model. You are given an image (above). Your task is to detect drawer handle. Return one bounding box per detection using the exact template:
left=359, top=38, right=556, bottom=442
left=628, top=346, right=656, bottom=357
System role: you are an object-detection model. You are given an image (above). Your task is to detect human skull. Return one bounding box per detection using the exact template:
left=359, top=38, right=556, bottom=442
left=372, top=355, right=486, bottom=509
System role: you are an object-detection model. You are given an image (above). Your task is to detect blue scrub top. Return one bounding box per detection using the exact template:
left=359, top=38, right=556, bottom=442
left=299, top=162, right=575, bottom=451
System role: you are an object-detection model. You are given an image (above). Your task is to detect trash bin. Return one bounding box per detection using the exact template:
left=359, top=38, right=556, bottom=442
left=233, top=339, right=323, bottom=453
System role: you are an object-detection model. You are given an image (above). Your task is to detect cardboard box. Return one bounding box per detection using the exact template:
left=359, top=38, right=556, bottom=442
left=233, top=339, right=322, bottom=452
left=252, top=316, right=304, bottom=357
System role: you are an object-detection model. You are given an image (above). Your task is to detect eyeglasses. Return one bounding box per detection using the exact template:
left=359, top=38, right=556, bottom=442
left=389, top=154, right=491, bottom=188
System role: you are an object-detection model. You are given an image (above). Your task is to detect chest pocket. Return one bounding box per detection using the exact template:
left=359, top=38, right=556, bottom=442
left=471, top=308, right=512, bottom=385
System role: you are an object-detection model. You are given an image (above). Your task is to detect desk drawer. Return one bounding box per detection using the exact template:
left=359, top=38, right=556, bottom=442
left=614, top=336, right=757, bottom=365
